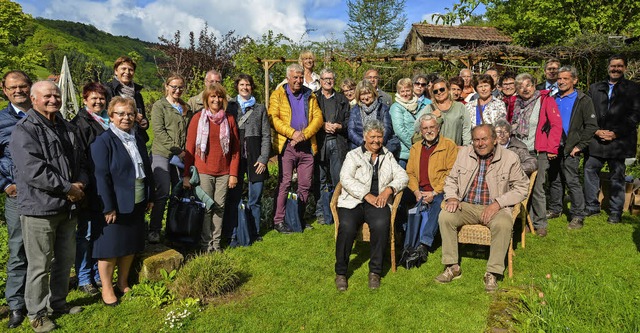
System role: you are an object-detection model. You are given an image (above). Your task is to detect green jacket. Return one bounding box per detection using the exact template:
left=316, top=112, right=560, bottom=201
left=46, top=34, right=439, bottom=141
left=151, top=97, right=192, bottom=158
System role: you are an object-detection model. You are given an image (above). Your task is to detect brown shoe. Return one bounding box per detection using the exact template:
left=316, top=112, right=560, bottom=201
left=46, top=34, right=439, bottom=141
left=484, top=272, right=498, bottom=292
left=567, top=218, right=584, bottom=230
left=335, top=275, right=348, bottom=291
left=536, top=228, right=548, bottom=237
left=434, top=265, right=462, bottom=283
left=368, top=272, right=381, bottom=289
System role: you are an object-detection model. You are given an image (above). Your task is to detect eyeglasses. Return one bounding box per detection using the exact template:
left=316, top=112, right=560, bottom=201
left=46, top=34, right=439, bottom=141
left=321, top=78, right=335, bottom=82
left=432, top=87, right=446, bottom=95
left=342, top=88, right=354, bottom=93
left=414, top=82, right=427, bottom=87
left=495, top=130, right=509, bottom=136
left=113, top=111, right=136, bottom=119
left=169, top=85, right=185, bottom=90
left=3, top=85, right=29, bottom=92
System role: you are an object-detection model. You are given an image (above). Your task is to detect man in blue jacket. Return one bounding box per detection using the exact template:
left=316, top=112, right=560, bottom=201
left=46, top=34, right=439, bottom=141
left=0, top=70, right=31, bottom=329
left=10, top=81, right=88, bottom=332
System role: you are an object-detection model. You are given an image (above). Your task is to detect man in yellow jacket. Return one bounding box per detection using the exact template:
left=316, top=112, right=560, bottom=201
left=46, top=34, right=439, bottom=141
left=268, top=64, right=323, bottom=233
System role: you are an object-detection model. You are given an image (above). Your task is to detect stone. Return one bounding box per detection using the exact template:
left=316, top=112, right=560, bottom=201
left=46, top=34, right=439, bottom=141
left=134, top=244, right=184, bottom=282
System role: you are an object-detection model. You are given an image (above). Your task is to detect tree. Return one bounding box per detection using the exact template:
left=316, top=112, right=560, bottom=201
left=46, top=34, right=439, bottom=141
left=154, top=24, right=249, bottom=93
left=344, top=0, right=407, bottom=53
left=434, top=0, right=640, bottom=46
left=0, top=0, right=44, bottom=73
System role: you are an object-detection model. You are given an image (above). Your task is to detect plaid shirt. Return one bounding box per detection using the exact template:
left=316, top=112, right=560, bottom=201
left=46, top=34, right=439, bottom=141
left=463, top=153, right=493, bottom=205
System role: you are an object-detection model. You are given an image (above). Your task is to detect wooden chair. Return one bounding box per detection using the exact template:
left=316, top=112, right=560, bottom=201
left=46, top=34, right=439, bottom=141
left=457, top=170, right=537, bottom=278
left=330, top=182, right=403, bottom=272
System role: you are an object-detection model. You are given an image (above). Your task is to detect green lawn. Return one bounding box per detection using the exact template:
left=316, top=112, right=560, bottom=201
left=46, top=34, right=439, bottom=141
left=1, top=209, right=638, bottom=332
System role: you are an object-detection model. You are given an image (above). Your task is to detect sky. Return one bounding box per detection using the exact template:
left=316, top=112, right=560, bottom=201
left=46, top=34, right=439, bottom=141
left=15, top=0, right=483, bottom=46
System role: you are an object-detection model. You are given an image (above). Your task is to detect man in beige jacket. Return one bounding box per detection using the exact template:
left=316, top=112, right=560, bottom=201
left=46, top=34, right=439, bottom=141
left=435, top=124, right=528, bottom=292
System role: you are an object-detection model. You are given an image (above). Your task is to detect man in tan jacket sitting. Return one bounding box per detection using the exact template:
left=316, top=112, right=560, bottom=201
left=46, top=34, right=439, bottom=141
left=435, top=124, right=528, bottom=292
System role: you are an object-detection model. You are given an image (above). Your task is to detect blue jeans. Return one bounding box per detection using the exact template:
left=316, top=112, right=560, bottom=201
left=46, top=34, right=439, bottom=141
left=225, top=161, right=265, bottom=240
left=584, top=155, right=626, bottom=218
left=75, top=210, right=100, bottom=286
left=150, top=154, right=180, bottom=232
left=419, top=193, right=444, bottom=247
left=4, top=196, right=27, bottom=311
left=315, top=139, right=342, bottom=219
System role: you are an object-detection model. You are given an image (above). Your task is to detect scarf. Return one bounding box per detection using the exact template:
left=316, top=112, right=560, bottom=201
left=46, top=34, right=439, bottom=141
left=512, top=91, right=540, bottom=137
left=88, top=109, right=109, bottom=130
left=115, top=76, right=135, bottom=99
left=349, top=99, right=357, bottom=106
left=237, top=95, right=256, bottom=114
left=360, top=99, right=379, bottom=126
left=109, top=123, right=145, bottom=179
left=394, top=93, right=419, bottom=113
left=196, top=109, right=230, bottom=160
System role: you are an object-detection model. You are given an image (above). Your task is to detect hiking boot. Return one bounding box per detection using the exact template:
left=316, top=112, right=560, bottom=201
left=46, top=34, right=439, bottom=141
left=335, top=275, right=348, bottom=291
left=31, top=314, right=56, bottom=333
left=546, top=211, right=561, bottom=219
left=368, top=272, right=381, bottom=289
left=536, top=228, right=548, bottom=237
left=273, top=223, right=293, bottom=234
left=148, top=231, right=160, bottom=244
left=567, top=218, right=584, bottom=230
left=434, top=265, right=462, bottom=283
left=484, top=272, right=498, bottom=292
left=78, top=283, right=99, bottom=296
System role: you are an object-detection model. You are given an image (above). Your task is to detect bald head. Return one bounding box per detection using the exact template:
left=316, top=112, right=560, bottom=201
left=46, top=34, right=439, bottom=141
left=30, top=81, right=62, bottom=118
left=460, top=69, right=472, bottom=87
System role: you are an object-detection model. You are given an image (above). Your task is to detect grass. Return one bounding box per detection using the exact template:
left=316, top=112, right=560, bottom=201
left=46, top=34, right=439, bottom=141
left=1, top=207, right=639, bottom=332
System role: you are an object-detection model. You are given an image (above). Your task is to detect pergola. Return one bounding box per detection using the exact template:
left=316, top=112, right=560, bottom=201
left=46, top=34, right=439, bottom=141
left=256, top=50, right=528, bottom=108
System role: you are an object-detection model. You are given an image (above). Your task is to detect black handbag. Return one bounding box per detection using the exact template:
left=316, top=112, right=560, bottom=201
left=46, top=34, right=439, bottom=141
left=166, top=187, right=205, bottom=245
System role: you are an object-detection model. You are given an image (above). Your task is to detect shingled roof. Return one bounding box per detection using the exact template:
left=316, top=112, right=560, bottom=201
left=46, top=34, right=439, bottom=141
left=411, top=23, right=512, bottom=43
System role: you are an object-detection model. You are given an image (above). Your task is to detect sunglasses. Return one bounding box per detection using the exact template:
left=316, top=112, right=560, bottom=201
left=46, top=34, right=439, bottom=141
left=414, top=82, right=427, bottom=87
left=432, top=87, right=446, bottom=95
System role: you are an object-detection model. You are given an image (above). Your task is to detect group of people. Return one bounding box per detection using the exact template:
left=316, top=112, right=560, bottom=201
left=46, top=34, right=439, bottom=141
left=1, top=51, right=638, bottom=331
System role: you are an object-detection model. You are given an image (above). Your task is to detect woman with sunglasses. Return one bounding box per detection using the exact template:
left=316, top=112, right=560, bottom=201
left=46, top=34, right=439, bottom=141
left=390, top=78, right=429, bottom=168
left=426, top=79, right=471, bottom=146
left=148, top=75, right=193, bottom=244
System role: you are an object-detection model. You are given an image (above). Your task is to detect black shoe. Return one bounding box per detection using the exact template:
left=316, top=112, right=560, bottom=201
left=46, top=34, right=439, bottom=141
left=78, top=283, right=99, bottom=296
left=546, top=211, right=562, bottom=219
left=50, top=305, right=83, bottom=317
left=255, top=236, right=264, bottom=242
left=304, top=224, right=314, bottom=230
left=608, top=216, right=621, bottom=224
left=7, top=309, right=26, bottom=329
left=103, top=299, right=120, bottom=307
left=585, top=209, right=600, bottom=217
left=274, top=223, right=293, bottom=234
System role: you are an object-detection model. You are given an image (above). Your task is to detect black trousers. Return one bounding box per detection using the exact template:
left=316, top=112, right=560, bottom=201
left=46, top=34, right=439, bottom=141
left=335, top=202, right=391, bottom=275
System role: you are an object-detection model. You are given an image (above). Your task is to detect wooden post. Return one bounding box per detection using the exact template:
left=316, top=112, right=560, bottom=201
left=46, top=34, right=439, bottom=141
left=262, top=60, right=277, bottom=109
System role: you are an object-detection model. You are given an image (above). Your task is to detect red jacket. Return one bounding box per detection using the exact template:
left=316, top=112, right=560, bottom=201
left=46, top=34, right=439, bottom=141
left=532, top=90, right=562, bottom=154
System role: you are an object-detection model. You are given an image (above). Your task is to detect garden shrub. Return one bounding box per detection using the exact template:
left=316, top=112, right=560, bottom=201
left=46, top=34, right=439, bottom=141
left=169, top=253, right=240, bottom=303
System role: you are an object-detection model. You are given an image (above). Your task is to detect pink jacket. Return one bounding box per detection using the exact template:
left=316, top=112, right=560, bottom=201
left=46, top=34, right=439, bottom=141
left=533, top=90, right=562, bottom=155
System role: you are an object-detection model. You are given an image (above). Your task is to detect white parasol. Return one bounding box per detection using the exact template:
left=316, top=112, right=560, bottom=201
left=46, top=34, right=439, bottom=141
left=58, top=56, right=79, bottom=120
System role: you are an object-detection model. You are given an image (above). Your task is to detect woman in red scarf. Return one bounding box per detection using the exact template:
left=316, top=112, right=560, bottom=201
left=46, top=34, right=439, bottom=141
left=183, top=84, right=240, bottom=252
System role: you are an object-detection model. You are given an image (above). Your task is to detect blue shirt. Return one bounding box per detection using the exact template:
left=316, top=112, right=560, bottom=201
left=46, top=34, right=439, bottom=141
left=555, top=90, right=577, bottom=134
